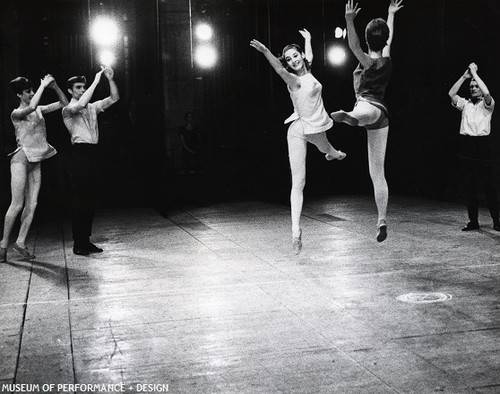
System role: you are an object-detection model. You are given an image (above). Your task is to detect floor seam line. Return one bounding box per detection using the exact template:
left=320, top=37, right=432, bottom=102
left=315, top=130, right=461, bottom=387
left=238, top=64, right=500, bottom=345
left=13, top=227, right=36, bottom=384
left=62, top=218, right=77, bottom=384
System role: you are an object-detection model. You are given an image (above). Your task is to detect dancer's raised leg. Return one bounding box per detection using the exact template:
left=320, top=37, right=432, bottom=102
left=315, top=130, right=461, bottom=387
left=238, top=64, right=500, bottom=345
left=307, top=132, right=346, bottom=161
left=332, top=101, right=382, bottom=128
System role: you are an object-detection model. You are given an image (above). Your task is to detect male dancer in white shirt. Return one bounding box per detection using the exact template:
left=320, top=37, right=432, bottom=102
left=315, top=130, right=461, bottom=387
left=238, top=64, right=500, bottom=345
left=62, top=67, right=119, bottom=255
left=448, top=62, right=500, bottom=232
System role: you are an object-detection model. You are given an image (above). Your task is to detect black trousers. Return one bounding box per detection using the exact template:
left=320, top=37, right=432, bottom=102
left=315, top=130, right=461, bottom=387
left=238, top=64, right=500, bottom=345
left=458, top=135, right=499, bottom=223
left=70, top=143, right=100, bottom=246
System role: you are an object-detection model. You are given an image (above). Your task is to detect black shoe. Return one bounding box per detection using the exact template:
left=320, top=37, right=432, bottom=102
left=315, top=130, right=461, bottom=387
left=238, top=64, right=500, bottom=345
left=87, top=243, right=103, bottom=253
left=462, top=222, right=479, bottom=231
left=493, top=222, right=500, bottom=231
left=73, top=246, right=89, bottom=256
left=376, top=225, right=387, bottom=242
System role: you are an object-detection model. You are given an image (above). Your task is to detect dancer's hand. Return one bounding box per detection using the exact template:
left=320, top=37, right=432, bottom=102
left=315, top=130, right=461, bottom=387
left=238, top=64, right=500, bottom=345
left=250, top=39, right=268, bottom=53
left=41, top=74, right=55, bottom=88
left=298, top=29, right=311, bottom=41
left=462, top=68, right=472, bottom=79
left=388, top=0, right=404, bottom=14
left=103, top=66, right=114, bottom=80
left=468, top=62, right=478, bottom=75
left=345, top=0, right=361, bottom=22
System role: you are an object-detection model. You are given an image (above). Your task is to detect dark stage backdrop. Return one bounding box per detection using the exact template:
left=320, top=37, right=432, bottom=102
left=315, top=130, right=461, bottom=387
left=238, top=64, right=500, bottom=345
left=1, top=0, right=500, bottom=216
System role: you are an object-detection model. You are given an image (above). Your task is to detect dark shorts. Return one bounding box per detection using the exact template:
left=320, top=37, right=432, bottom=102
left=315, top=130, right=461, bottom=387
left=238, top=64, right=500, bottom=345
left=365, top=102, right=389, bottom=130
left=358, top=98, right=389, bottom=130
left=365, top=111, right=389, bottom=130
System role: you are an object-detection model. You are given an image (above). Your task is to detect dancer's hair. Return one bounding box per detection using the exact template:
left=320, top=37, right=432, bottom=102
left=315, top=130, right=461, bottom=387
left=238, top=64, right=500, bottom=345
left=365, top=18, right=389, bottom=52
left=279, top=44, right=311, bottom=73
left=9, top=77, right=33, bottom=95
left=66, top=75, right=87, bottom=90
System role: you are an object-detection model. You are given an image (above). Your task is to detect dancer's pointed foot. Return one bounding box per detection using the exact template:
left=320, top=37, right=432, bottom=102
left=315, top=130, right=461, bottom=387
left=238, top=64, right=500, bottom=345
left=292, top=229, right=302, bottom=255
left=325, top=150, right=347, bottom=161
left=13, top=243, right=35, bottom=259
left=331, top=110, right=359, bottom=126
left=376, top=221, right=387, bottom=242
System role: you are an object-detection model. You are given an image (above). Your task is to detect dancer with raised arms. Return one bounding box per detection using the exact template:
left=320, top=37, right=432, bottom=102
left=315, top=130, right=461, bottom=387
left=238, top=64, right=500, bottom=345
left=331, top=0, right=404, bottom=242
left=250, top=29, right=346, bottom=254
left=1, top=74, right=67, bottom=261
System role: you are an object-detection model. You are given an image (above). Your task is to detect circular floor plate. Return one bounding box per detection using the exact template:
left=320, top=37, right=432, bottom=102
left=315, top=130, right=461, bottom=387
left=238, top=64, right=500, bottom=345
left=397, top=292, right=452, bottom=304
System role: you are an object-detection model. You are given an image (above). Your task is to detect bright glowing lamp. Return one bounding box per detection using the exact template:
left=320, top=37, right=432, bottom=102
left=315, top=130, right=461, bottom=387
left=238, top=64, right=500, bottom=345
left=195, top=23, right=213, bottom=41
left=91, top=17, right=119, bottom=46
left=334, top=27, right=343, bottom=39
left=328, top=46, right=347, bottom=66
left=99, top=49, right=116, bottom=67
left=194, top=45, right=217, bottom=68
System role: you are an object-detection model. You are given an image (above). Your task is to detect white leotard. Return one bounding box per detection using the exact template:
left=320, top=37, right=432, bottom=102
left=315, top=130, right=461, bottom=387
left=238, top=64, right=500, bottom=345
left=284, top=73, right=333, bottom=134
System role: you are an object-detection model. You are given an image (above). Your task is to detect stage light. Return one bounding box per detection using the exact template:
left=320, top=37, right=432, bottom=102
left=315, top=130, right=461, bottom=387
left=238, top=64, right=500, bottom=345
left=195, top=23, right=213, bottom=41
left=335, top=27, right=347, bottom=39
left=328, top=45, right=347, bottom=66
left=99, top=49, right=115, bottom=67
left=91, top=17, right=119, bottom=46
left=194, top=45, right=217, bottom=68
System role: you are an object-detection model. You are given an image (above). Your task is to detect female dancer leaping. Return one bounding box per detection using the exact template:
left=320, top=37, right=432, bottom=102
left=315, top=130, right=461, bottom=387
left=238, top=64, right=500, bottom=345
left=331, top=0, right=404, bottom=242
left=0, top=75, right=67, bottom=262
left=250, top=29, right=346, bottom=254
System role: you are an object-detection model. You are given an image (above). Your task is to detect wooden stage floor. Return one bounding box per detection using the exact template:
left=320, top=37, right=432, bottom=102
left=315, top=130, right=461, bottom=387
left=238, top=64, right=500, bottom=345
left=1, top=195, right=499, bottom=393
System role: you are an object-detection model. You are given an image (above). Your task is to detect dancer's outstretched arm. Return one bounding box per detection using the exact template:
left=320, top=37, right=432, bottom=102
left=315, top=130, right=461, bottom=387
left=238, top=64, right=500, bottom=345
left=40, top=79, right=69, bottom=114
left=448, top=67, right=471, bottom=106
left=100, top=66, right=120, bottom=110
left=250, top=39, right=300, bottom=90
left=469, top=63, right=493, bottom=106
left=299, top=29, right=313, bottom=65
left=383, top=0, right=404, bottom=57
left=345, top=0, right=371, bottom=68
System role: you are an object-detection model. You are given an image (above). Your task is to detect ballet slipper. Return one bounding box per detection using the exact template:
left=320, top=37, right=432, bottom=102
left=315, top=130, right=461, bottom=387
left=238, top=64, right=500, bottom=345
left=292, top=229, right=302, bottom=255
left=376, top=220, right=387, bottom=242
left=325, top=151, right=347, bottom=161
left=331, top=110, right=359, bottom=126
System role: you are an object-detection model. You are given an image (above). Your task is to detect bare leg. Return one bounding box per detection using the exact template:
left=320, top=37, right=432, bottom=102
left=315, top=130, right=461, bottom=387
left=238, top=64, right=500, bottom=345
left=367, top=126, right=389, bottom=241
left=287, top=134, right=307, bottom=239
left=332, top=101, right=381, bottom=127
left=307, top=132, right=346, bottom=160
left=16, top=162, right=41, bottom=248
left=1, top=152, right=28, bottom=249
